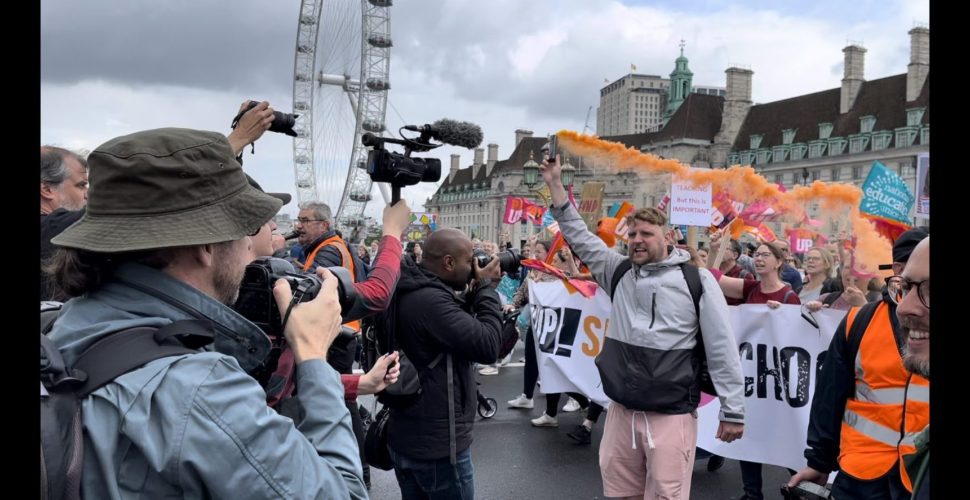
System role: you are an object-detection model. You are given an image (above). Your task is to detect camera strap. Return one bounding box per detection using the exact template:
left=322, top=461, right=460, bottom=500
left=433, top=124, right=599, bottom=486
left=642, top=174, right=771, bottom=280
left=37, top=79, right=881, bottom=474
left=229, top=110, right=256, bottom=166
left=281, top=296, right=300, bottom=335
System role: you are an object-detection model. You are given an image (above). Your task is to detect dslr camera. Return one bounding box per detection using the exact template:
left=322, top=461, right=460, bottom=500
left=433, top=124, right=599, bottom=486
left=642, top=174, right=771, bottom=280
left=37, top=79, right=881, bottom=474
left=232, top=100, right=300, bottom=137
left=232, top=257, right=357, bottom=337
left=473, top=247, right=524, bottom=275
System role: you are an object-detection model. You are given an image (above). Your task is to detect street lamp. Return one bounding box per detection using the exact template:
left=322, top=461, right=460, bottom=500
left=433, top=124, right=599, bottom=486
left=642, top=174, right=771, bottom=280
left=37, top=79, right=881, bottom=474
left=561, top=156, right=576, bottom=188
left=523, top=151, right=540, bottom=188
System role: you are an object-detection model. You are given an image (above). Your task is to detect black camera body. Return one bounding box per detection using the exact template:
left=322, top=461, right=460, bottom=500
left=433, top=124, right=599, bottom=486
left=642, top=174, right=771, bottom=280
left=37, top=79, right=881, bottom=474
left=473, top=248, right=523, bottom=274
left=365, top=147, right=441, bottom=186
left=236, top=100, right=299, bottom=137
left=781, top=482, right=833, bottom=500
left=232, top=257, right=357, bottom=337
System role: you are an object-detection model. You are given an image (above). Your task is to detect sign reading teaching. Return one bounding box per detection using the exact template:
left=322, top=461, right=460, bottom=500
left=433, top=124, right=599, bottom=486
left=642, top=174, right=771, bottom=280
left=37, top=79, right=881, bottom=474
left=670, top=175, right=712, bottom=226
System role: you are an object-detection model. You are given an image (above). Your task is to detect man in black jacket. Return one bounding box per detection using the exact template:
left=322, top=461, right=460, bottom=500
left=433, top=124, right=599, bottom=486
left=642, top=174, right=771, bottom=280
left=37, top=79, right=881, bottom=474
left=387, top=228, right=503, bottom=499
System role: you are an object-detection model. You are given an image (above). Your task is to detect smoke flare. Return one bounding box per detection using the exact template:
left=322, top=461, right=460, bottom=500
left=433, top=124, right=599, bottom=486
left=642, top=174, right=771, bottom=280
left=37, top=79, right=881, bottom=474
left=557, top=130, right=892, bottom=271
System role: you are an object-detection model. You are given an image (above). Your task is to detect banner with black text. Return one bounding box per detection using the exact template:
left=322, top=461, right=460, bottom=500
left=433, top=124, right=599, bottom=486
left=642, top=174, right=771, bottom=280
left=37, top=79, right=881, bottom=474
left=528, top=280, right=612, bottom=407
left=527, top=280, right=848, bottom=470
left=695, top=305, right=845, bottom=471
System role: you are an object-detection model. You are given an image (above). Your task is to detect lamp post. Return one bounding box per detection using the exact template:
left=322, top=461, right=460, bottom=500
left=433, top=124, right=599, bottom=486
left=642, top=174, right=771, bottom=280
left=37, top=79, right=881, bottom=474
left=561, top=156, right=576, bottom=190
left=522, top=151, right=540, bottom=189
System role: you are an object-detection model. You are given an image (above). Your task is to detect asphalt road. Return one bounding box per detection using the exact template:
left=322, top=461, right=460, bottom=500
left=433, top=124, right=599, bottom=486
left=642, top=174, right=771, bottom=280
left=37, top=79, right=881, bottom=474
left=361, top=342, right=791, bottom=499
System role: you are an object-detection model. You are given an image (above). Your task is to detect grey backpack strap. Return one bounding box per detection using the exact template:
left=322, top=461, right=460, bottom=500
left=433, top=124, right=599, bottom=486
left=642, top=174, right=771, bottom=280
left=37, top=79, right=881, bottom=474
left=782, top=289, right=796, bottom=305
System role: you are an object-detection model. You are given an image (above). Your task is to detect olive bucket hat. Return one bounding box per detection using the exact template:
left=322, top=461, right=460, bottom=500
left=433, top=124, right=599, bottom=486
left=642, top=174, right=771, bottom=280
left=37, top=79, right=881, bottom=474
left=52, top=128, right=282, bottom=253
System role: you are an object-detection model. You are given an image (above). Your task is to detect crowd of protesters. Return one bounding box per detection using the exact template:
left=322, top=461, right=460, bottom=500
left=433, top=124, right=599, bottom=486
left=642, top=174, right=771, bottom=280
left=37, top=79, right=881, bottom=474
left=41, top=105, right=930, bottom=500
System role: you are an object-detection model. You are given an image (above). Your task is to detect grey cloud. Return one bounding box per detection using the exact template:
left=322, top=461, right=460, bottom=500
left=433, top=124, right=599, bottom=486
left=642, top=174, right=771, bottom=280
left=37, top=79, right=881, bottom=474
left=41, top=0, right=297, bottom=94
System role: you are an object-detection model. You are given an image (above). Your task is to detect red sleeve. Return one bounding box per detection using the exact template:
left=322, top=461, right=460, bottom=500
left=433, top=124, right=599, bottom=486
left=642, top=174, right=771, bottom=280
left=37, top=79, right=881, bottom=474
left=708, top=268, right=723, bottom=282
left=345, top=235, right=402, bottom=320
left=341, top=374, right=360, bottom=403
left=784, top=286, right=802, bottom=304
left=741, top=278, right=759, bottom=301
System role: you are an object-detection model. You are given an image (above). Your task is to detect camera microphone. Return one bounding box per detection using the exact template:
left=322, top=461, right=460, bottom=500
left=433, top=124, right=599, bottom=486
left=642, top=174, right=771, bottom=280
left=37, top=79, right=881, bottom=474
left=404, top=119, right=483, bottom=149
left=282, top=230, right=301, bottom=240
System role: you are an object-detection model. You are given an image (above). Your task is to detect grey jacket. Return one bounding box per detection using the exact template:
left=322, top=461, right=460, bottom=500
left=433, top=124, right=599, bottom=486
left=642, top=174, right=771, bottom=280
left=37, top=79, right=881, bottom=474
left=551, top=202, right=744, bottom=422
left=47, top=263, right=367, bottom=499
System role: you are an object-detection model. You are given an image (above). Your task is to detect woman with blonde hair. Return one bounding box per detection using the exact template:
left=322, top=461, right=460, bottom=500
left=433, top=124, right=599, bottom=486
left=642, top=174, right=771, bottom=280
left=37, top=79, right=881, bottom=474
left=797, top=246, right=839, bottom=302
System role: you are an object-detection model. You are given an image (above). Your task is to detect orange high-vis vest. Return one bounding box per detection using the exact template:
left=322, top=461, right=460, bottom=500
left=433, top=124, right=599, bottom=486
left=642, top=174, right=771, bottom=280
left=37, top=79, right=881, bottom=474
left=303, top=235, right=361, bottom=332
left=839, top=303, right=929, bottom=492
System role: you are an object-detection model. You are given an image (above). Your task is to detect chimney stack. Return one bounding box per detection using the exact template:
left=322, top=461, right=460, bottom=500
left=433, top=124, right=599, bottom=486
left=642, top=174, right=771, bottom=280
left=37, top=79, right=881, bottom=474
left=515, top=129, right=533, bottom=146
left=449, top=154, right=460, bottom=182
left=486, top=143, right=499, bottom=176
left=472, top=148, right=485, bottom=178
left=712, top=66, right=754, bottom=168
left=907, top=26, right=929, bottom=102
left=724, top=67, right=753, bottom=103
left=841, top=44, right=866, bottom=113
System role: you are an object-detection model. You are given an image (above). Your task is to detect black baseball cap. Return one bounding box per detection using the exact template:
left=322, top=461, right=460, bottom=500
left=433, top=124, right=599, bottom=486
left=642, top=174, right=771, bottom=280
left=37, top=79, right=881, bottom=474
left=878, top=227, right=929, bottom=270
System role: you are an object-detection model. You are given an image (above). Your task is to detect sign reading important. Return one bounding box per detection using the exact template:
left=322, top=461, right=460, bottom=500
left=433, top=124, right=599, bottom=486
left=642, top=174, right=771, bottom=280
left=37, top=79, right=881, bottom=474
left=670, top=176, right=712, bottom=226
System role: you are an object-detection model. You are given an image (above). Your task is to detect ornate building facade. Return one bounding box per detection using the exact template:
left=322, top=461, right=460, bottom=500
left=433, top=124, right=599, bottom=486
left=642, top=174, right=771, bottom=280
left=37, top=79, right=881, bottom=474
left=427, top=27, right=929, bottom=246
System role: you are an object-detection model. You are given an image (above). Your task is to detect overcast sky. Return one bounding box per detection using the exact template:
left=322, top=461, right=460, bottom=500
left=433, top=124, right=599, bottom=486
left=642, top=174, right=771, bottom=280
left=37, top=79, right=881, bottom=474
left=41, top=0, right=929, bottom=220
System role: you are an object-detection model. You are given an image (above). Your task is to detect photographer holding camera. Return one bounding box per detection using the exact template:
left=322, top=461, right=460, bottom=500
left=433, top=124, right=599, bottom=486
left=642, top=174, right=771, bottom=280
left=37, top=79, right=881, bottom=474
left=385, top=228, right=504, bottom=499
left=44, top=128, right=367, bottom=498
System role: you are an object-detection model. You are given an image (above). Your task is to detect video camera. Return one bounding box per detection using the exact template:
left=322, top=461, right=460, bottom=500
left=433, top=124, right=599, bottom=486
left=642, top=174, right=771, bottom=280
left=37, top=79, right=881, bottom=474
left=363, top=134, right=441, bottom=188
left=362, top=118, right=483, bottom=204
left=473, top=247, right=524, bottom=275
left=232, top=257, right=357, bottom=337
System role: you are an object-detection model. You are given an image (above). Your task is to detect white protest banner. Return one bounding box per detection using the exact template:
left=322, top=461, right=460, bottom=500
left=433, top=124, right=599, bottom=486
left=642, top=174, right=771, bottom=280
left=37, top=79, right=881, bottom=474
left=696, top=305, right=846, bottom=471
left=526, top=287, right=847, bottom=472
left=528, top=280, right=612, bottom=407
left=670, top=174, right=712, bottom=226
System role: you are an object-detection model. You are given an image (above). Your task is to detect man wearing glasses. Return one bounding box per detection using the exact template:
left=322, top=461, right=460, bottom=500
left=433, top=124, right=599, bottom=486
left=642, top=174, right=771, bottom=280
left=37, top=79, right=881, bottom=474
left=790, top=227, right=929, bottom=500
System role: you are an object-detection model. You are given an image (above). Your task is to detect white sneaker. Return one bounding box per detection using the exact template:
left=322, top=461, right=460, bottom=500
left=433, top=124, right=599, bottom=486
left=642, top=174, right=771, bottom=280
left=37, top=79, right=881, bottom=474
left=497, top=351, right=513, bottom=367
left=478, top=365, right=499, bottom=376
left=507, top=394, right=534, bottom=409
left=562, top=397, right=581, bottom=413
left=531, top=413, right=559, bottom=427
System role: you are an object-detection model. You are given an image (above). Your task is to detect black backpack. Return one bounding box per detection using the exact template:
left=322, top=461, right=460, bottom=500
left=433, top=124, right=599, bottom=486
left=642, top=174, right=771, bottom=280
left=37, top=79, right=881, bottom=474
left=40, top=303, right=213, bottom=500
left=609, top=261, right=717, bottom=396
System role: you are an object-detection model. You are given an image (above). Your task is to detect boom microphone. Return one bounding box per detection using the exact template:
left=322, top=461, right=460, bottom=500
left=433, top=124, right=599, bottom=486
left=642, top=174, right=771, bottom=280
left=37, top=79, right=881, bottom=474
left=404, top=119, right=483, bottom=149
left=283, top=230, right=300, bottom=240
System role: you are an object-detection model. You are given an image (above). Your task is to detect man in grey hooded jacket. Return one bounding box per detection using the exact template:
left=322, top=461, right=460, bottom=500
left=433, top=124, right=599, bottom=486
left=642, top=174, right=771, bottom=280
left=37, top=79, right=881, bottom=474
left=45, top=128, right=367, bottom=499
left=541, top=153, right=745, bottom=499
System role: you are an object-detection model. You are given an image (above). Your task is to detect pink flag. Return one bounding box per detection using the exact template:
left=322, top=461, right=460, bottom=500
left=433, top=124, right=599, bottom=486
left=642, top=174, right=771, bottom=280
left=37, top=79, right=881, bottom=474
left=503, top=196, right=524, bottom=224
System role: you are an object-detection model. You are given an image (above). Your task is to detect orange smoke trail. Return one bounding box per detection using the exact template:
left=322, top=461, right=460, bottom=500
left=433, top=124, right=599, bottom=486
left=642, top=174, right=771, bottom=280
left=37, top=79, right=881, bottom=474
left=558, top=130, right=892, bottom=270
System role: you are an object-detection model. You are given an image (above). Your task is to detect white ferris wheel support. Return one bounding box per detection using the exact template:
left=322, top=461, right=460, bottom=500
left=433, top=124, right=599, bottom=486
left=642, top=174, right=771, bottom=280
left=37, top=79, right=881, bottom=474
left=291, top=0, right=392, bottom=243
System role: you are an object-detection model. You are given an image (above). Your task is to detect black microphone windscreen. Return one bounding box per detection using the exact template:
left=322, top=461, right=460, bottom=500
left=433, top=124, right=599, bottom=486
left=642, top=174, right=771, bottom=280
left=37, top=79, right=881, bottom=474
left=432, top=118, right=483, bottom=149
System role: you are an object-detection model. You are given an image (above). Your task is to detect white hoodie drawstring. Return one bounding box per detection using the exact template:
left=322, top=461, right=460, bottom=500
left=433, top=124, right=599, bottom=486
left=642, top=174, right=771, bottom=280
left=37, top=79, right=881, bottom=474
left=631, top=411, right=656, bottom=450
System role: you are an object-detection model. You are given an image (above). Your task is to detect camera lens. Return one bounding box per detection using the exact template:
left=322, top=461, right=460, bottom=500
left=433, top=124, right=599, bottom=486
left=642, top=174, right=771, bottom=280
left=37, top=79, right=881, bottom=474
left=269, top=111, right=299, bottom=137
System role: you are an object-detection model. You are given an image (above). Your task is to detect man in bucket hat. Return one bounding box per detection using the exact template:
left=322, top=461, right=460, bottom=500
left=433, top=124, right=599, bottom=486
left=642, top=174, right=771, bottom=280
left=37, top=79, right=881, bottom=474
left=45, top=128, right=367, bottom=498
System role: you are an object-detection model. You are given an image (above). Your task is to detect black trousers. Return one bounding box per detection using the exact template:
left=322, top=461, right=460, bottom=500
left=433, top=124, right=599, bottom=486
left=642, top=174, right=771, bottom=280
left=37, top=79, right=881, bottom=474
left=544, top=393, right=605, bottom=422
left=523, top=327, right=539, bottom=398
left=831, top=463, right=911, bottom=500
